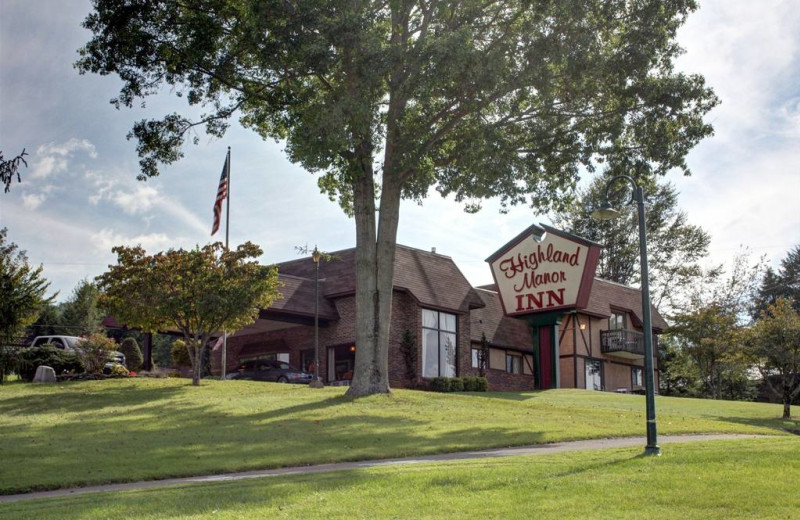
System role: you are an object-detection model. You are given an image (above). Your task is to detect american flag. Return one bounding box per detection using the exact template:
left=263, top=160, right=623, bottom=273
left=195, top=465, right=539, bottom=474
left=211, top=151, right=229, bottom=236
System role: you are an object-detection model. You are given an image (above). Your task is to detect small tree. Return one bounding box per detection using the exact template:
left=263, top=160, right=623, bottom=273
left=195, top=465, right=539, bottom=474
left=76, top=333, right=117, bottom=375
left=1, top=228, right=55, bottom=383
left=97, top=242, right=281, bottom=385
left=119, top=337, right=143, bottom=372
left=744, top=298, right=800, bottom=419
left=399, top=329, right=417, bottom=383
left=477, top=333, right=490, bottom=378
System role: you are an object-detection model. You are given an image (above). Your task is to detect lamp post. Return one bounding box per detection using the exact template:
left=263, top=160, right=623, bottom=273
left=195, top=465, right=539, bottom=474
left=309, top=246, right=324, bottom=388
left=591, top=175, right=660, bottom=456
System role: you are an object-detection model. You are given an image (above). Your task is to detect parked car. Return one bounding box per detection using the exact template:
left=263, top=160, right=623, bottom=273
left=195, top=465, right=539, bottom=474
left=29, top=335, right=126, bottom=371
left=229, top=359, right=314, bottom=384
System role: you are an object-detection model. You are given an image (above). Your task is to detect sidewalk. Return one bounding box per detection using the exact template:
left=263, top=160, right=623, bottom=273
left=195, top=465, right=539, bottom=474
left=0, top=434, right=765, bottom=504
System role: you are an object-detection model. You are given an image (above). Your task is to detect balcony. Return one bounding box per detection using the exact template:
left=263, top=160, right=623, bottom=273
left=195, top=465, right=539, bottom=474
left=600, top=329, right=644, bottom=359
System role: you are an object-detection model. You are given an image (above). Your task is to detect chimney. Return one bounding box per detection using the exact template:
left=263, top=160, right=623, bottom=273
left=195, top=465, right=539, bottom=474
left=431, top=247, right=437, bottom=254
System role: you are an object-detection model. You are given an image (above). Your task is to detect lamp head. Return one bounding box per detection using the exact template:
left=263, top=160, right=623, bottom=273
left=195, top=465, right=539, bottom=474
left=311, top=246, right=321, bottom=265
left=590, top=201, right=622, bottom=221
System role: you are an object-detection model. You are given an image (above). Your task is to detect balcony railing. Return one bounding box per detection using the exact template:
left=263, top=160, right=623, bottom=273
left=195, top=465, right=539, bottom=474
left=600, top=329, right=644, bottom=358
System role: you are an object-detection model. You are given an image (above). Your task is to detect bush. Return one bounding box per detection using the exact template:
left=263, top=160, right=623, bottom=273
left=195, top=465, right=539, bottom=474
left=463, top=377, right=477, bottom=392
left=17, top=346, right=82, bottom=381
left=430, top=377, right=449, bottom=392
left=171, top=339, right=191, bottom=367
left=474, top=376, right=489, bottom=392
left=110, top=364, right=130, bottom=377
left=77, top=333, right=117, bottom=374
left=119, top=337, right=143, bottom=371
left=449, top=377, right=464, bottom=392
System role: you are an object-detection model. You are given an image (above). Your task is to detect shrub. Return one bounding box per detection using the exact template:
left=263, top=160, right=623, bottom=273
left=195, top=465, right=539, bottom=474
left=449, top=377, right=464, bottom=392
left=17, top=345, right=82, bottom=381
left=111, top=364, right=130, bottom=377
left=463, top=377, right=477, bottom=392
left=119, top=337, right=143, bottom=371
left=77, top=333, right=117, bottom=374
left=399, top=329, right=417, bottom=382
left=430, top=377, right=449, bottom=392
left=171, top=339, right=191, bottom=367
left=474, top=376, right=489, bottom=392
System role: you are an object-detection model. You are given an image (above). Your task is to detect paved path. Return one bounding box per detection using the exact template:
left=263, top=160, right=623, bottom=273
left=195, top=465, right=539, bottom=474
left=0, top=434, right=766, bottom=504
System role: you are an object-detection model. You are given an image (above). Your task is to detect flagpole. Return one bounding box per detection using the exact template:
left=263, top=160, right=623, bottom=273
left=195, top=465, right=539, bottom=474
left=222, top=146, right=230, bottom=380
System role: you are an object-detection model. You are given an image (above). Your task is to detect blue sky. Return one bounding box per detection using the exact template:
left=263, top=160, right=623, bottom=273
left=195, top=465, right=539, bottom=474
left=1, top=1, right=799, bottom=301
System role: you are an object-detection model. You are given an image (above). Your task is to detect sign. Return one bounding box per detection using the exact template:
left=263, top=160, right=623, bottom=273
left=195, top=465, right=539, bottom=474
left=486, top=224, right=601, bottom=317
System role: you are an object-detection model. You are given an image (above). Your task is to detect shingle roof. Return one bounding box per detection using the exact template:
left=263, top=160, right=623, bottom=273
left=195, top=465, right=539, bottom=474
left=276, top=245, right=485, bottom=313
left=470, top=288, right=533, bottom=347
left=583, top=278, right=668, bottom=331
left=269, top=274, right=339, bottom=320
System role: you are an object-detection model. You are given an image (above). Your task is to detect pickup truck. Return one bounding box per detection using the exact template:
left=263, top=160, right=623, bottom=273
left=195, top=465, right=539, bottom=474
left=30, top=335, right=126, bottom=369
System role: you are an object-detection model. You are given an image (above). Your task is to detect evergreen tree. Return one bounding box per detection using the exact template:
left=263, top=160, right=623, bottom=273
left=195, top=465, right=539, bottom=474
left=552, top=175, right=711, bottom=314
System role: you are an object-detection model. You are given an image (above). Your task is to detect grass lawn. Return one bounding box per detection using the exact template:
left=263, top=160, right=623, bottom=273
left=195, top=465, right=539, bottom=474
left=2, top=437, right=799, bottom=519
left=0, top=378, right=796, bottom=495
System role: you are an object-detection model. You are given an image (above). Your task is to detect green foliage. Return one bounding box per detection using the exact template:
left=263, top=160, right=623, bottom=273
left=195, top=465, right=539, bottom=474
left=463, top=376, right=489, bottom=392
left=76, top=333, right=117, bottom=375
left=430, top=377, right=450, bottom=392
left=399, top=329, right=417, bottom=382
left=744, top=298, right=800, bottom=419
left=477, top=333, right=489, bottom=378
left=1, top=228, right=55, bottom=379
left=17, top=345, right=82, bottom=381
left=754, top=245, right=800, bottom=316
left=171, top=339, right=191, bottom=367
left=553, top=176, right=711, bottom=314
left=111, top=364, right=130, bottom=377
left=119, top=337, right=143, bottom=371
left=96, top=241, right=281, bottom=385
left=60, top=280, right=103, bottom=336
left=78, top=0, right=717, bottom=396
left=449, top=377, right=464, bottom=392
left=151, top=334, right=175, bottom=368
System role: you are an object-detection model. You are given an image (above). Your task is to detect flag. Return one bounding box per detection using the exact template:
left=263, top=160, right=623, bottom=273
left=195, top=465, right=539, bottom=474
left=211, top=151, right=229, bottom=236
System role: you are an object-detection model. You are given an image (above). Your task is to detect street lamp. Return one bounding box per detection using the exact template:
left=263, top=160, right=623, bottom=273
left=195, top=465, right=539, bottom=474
left=591, top=175, right=661, bottom=456
left=309, top=246, right=324, bottom=388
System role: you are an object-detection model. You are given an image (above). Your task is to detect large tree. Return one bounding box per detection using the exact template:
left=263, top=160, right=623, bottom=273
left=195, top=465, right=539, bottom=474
left=0, top=228, right=55, bottom=383
left=96, top=242, right=281, bottom=385
left=78, top=0, right=717, bottom=395
left=552, top=175, right=710, bottom=313
left=744, top=298, right=800, bottom=419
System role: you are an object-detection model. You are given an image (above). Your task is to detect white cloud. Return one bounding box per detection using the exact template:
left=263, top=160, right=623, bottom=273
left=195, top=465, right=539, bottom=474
left=30, top=138, right=97, bottom=179
left=90, top=229, right=174, bottom=254
left=21, top=192, right=46, bottom=210
left=112, top=184, right=160, bottom=214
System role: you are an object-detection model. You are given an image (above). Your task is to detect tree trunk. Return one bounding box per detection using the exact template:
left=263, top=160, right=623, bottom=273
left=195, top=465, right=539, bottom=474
left=347, top=157, right=393, bottom=396
left=784, top=384, right=791, bottom=419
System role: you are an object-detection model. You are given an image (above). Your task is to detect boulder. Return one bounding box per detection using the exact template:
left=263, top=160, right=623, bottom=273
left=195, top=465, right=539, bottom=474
left=33, top=365, right=57, bottom=383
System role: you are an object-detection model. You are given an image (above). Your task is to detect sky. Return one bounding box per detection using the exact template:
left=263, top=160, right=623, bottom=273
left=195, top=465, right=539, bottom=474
left=1, top=1, right=799, bottom=302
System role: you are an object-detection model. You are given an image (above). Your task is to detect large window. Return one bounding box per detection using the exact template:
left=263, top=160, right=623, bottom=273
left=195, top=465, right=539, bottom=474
left=422, top=309, right=457, bottom=378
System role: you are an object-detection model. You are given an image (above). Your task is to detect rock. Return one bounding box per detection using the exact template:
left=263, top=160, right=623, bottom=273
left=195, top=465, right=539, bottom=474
left=33, top=365, right=57, bottom=383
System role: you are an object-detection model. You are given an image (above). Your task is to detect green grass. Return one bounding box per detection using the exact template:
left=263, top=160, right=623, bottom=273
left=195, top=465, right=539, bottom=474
left=3, top=437, right=799, bottom=519
left=0, top=378, right=796, bottom=495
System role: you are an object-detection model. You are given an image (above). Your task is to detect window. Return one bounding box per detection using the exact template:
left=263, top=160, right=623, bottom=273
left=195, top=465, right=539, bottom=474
left=608, top=311, right=626, bottom=330
left=506, top=353, right=522, bottom=374
left=631, top=367, right=643, bottom=387
left=422, top=309, right=457, bottom=378
left=471, top=348, right=488, bottom=370
left=585, top=359, right=603, bottom=391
